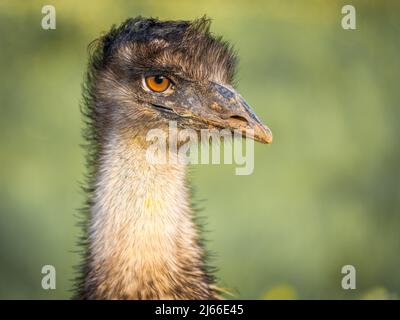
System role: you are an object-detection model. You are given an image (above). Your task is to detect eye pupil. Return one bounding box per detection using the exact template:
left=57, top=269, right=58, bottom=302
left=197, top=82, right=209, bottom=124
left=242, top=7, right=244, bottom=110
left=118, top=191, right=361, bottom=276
left=154, top=76, right=164, bottom=84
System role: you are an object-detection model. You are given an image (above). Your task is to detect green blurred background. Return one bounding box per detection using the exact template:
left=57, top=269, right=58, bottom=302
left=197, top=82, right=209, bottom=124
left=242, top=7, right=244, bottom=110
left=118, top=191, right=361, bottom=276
left=0, top=0, right=399, bottom=299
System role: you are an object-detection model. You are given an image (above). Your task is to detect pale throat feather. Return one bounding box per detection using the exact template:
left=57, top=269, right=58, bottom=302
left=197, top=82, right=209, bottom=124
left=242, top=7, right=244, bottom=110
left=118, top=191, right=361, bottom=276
left=87, top=129, right=206, bottom=299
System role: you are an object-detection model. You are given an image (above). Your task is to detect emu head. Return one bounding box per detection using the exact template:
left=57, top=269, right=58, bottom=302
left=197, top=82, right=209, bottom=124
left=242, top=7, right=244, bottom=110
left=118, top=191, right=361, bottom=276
left=86, top=17, right=272, bottom=144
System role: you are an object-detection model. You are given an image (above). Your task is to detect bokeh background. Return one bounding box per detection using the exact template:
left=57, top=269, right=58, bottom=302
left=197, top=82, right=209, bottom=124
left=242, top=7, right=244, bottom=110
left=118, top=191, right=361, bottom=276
left=0, top=0, right=399, bottom=299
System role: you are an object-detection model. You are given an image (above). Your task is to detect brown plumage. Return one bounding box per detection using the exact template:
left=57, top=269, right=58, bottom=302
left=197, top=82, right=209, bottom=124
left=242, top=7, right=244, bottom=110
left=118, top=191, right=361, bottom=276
left=75, top=16, right=272, bottom=300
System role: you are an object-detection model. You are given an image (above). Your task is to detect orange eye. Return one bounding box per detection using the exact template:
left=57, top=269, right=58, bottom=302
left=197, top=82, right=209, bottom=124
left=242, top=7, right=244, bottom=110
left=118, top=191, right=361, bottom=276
left=145, top=75, right=171, bottom=93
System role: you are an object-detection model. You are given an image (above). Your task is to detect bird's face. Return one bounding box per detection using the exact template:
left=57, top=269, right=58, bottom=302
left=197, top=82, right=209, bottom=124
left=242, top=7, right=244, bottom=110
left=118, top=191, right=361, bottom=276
left=139, top=72, right=273, bottom=144
left=94, top=18, right=272, bottom=144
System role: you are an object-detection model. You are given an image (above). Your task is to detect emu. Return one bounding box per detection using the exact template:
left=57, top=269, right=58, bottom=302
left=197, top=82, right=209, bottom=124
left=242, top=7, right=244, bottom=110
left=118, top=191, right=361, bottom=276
left=75, top=16, right=272, bottom=300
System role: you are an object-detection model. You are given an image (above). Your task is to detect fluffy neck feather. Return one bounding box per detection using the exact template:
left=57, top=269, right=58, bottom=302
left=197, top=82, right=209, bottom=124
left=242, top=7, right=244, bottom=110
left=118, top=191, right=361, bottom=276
left=82, top=129, right=214, bottom=299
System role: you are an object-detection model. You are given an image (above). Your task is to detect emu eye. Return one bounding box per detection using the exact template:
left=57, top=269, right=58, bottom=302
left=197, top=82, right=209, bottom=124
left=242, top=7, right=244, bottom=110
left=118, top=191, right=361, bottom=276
left=145, top=75, right=171, bottom=93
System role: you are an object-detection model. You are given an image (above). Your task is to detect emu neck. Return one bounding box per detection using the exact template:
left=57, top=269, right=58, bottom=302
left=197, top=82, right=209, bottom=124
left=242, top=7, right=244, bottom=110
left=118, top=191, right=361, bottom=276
left=84, top=129, right=213, bottom=299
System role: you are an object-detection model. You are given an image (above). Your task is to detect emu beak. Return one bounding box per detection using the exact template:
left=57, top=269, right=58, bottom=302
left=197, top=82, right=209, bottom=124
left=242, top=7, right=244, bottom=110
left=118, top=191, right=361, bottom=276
left=185, top=82, right=273, bottom=144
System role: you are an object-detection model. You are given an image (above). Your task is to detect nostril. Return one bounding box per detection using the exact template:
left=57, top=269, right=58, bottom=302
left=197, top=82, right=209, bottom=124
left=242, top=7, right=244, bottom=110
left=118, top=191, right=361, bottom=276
left=227, top=115, right=249, bottom=127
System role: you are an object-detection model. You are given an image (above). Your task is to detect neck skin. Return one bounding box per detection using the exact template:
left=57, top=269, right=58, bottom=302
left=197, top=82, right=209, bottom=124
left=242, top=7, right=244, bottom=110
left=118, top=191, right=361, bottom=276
left=82, top=128, right=214, bottom=300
